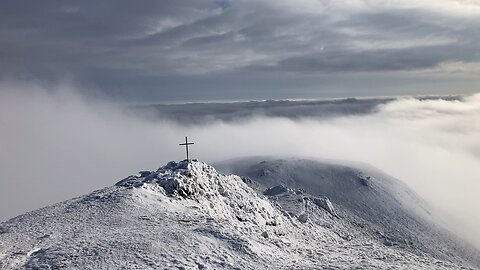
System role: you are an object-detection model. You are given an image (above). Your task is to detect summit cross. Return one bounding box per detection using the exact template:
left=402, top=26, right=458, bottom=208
left=179, top=136, right=194, bottom=161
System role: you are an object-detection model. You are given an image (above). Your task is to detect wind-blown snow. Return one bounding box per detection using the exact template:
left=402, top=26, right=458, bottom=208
left=0, top=160, right=478, bottom=269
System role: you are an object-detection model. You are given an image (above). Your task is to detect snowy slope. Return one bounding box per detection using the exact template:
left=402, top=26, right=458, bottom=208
left=215, top=157, right=480, bottom=268
left=0, top=160, right=478, bottom=269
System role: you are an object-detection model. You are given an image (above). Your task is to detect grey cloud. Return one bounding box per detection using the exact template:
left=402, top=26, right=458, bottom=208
left=261, top=46, right=452, bottom=73
left=1, top=1, right=480, bottom=99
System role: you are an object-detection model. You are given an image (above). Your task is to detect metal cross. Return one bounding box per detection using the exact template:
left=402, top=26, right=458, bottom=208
left=179, top=136, right=194, bottom=161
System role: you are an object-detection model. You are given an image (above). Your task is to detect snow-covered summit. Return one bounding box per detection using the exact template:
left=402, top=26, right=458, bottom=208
left=116, top=160, right=283, bottom=228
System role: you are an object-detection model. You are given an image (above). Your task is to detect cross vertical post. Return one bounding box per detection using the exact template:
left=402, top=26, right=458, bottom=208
left=179, top=136, right=194, bottom=161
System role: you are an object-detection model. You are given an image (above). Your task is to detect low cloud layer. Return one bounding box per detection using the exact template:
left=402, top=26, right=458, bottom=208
left=130, top=97, right=396, bottom=124
left=0, top=83, right=479, bottom=245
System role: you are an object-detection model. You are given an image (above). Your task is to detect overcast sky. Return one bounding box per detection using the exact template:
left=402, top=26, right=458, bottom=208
left=1, top=0, right=480, bottom=102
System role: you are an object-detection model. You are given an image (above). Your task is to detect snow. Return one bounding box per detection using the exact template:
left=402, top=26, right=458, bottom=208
left=0, top=159, right=478, bottom=269
left=216, top=157, right=480, bottom=267
left=117, top=160, right=284, bottom=229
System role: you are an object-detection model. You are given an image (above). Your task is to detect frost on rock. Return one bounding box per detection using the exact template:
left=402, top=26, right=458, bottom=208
left=263, top=184, right=338, bottom=218
left=311, top=196, right=337, bottom=217
left=357, top=174, right=372, bottom=187
left=116, top=160, right=283, bottom=228
left=263, top=185, right=291, bottom=196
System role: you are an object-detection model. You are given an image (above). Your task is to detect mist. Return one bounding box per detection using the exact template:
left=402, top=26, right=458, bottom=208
left=0, top=82, right=479, bottom=245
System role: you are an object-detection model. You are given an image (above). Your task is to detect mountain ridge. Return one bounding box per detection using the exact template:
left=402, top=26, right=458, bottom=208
left=0, top=159, right=478, bottom=269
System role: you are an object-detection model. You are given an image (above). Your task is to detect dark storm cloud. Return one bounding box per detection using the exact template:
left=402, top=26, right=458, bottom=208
left=1, top=0, right=480, bottom=99
left=260, top=45, right=451, bottom=73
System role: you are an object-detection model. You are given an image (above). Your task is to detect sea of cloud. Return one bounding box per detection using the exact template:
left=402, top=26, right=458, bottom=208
left=0, top=82, right=479, bottom=245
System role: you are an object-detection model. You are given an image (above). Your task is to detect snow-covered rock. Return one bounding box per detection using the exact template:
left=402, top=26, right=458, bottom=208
left=311, top=196, right=337, bottom=217
left=263, top=185, right=290, bottom=196
left=0, top=159, right=478, bottom=269
left=116, top=160, right=283, bottom=228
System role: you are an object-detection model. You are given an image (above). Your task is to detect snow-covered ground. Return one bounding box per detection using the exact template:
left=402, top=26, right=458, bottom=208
left=0, top=159, right=478, bottom=269
left=215, top=157, right=480, bottom=266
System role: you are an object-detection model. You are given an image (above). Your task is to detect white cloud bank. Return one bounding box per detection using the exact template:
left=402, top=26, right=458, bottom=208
left=0, top=83, right=479, bottom=245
